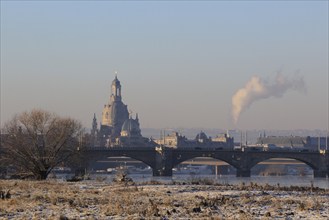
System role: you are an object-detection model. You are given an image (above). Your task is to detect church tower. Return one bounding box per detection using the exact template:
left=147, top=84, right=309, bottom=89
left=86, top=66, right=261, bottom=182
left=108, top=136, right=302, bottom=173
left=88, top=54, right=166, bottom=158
left=90, top=113, right=98, bottom=146
left=111, top=75, right=122, bottom=102
left=99, top=75, right=129, bottom=146
left=93, top=74, right=155, bottom=148
left=91, top=113, right=98, bottom=136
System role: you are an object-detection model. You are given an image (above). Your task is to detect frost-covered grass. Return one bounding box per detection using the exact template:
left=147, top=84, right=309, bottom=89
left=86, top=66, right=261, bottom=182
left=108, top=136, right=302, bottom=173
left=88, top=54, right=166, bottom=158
left=0, top=179, right=328, bottom=219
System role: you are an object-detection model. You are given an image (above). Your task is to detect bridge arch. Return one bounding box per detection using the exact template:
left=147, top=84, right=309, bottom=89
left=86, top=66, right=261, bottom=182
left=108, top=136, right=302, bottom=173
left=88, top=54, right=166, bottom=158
left=243, top=151, right=327, bottom=177
left=172, top=152, right=241, bottom=170
left=93, top=156, right=153, bottom=170
left=247, top=155, right=319, bottom=171
left=172, top=156, right=236, bottom=175
left=250, top=157, right=314, bottom=176
left=85, top=148, right=157, bottom=172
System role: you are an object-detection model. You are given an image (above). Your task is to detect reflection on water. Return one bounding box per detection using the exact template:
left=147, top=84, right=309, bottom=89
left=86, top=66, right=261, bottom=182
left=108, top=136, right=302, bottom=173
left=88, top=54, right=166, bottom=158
left=58, top=173, right=329, bottom=189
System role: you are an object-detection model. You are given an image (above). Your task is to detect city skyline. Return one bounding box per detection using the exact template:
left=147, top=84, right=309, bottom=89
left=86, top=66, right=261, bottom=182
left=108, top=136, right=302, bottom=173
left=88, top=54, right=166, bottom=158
left=1, top=1, right=328, bottom=130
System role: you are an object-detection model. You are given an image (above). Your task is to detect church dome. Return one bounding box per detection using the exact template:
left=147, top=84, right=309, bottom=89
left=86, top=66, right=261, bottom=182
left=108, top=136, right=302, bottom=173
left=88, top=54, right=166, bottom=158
left=110, top=101, right=129, bottom=124
left=121, top=118, right=141, bottom=137
left=195, top=131, right=208, bottom=142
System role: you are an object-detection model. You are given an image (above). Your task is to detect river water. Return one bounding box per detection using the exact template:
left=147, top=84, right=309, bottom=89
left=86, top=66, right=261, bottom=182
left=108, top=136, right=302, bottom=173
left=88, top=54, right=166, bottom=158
left=59, top=173, right=329, bottom=189
left=133, top=174, right=329, bottom=189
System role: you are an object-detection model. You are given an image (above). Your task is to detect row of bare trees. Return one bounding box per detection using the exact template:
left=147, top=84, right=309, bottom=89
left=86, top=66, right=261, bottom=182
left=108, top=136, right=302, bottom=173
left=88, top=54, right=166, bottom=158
left=0, top=109, right=87, bottom=180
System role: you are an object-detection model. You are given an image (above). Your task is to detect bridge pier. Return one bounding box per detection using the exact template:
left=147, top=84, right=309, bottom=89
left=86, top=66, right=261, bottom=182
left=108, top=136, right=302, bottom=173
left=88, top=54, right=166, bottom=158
left=236, top=169, right=251, bottom=177
left=152, top=167, right=172, bottom=176
left=153, top=146, right=173, bottom=177
left=313, top=169, right=327, bottom=178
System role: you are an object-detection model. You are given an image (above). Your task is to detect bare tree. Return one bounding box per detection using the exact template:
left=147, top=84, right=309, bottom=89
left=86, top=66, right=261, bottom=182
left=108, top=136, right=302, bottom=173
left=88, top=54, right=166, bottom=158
left=1, top=109, right=83, bottom=180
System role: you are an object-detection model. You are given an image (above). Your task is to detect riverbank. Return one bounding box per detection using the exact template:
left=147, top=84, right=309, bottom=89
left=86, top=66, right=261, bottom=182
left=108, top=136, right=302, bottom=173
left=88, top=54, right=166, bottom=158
left=0, top=179, right=328, bottom=219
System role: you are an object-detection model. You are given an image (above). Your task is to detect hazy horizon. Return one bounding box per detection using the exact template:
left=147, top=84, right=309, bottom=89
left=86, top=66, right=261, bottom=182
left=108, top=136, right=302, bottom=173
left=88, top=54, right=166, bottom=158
left=1, top=1, right=328, bottom=130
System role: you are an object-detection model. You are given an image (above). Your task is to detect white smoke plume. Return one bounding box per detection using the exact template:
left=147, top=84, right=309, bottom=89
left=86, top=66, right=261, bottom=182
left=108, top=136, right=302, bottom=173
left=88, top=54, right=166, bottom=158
left=231, top=73, right=307, bottom=124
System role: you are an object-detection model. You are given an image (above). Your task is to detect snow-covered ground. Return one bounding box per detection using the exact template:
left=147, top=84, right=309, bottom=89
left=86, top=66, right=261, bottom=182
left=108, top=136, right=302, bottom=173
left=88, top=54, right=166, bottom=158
left=0, top=179, right=328, bottom=219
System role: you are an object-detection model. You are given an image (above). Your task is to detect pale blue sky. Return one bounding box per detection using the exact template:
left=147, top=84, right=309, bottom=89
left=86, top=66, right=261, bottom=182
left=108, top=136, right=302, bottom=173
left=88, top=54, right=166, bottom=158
left=1, top=1, right=328, bottom=130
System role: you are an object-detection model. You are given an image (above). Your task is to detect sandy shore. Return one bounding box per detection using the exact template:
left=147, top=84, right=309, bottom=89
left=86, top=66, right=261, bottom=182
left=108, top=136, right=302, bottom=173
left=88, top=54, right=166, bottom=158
left=0, top=179, right=328, bottom=219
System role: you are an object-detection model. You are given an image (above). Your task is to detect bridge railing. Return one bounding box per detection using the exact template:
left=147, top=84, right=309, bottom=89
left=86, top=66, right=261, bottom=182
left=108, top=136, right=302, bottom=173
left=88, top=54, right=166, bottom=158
left=85, top=145, right=324, bottom=154
left=86, top=146, right=156, bottom=151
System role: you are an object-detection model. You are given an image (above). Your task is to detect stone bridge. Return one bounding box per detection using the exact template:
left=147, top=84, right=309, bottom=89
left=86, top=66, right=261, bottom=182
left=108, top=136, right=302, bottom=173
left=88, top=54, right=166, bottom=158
left=85, top=146, right=329, bottom=178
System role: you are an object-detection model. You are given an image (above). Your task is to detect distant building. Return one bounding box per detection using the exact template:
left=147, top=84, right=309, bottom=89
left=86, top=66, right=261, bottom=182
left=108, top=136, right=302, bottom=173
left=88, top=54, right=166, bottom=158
left=256, top=136, right=307, bottom=148
left=305, top=136, right=329, bottom=150
left=91, top=75, right=155, bottom=147
left=155, top=131, right=234, bottom=148
left=212, top=133, right=234, bottom=147
left=155, top=132, right=187, bottom=148
left=256, top=135, right=329, bottom=150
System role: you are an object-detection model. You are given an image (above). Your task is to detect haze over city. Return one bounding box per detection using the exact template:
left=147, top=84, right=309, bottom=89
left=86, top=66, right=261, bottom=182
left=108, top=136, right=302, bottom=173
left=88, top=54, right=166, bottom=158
left=1, top=1, right=328, bottom=131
